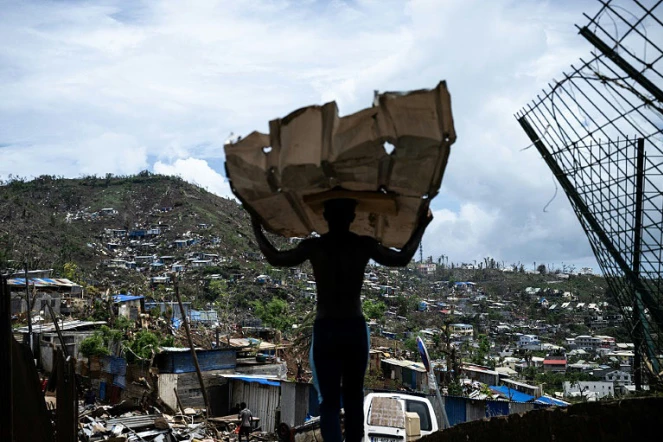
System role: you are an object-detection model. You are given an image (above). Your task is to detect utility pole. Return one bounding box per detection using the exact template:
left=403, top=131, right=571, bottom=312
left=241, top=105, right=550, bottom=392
left=173, top=277, right=210, bottom=418
left=24, top=263, right=33, bottom=355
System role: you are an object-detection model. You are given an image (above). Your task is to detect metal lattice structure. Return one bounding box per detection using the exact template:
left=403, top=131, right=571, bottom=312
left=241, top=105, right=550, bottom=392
left=516, top=0, right=663, bottom=386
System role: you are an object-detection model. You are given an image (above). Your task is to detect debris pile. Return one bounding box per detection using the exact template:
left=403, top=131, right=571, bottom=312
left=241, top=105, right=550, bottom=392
left=79, top=405, right=210, bottom=442
left=79, top=404, right=279, bottom=442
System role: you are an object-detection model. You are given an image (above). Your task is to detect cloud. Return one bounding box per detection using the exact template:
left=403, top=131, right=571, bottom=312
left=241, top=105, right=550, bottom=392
left=0, top=0, right=611, bottom=269
left=153, top=157, right=234, bottom=199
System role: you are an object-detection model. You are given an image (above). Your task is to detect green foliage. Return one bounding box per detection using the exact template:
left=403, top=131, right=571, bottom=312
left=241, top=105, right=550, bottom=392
left=363, top=299, right=387, bottom=321
left=80, top=334, right=109, bottom=358
left=471, top=334, right=491, bottom=365
left=113, top=315, right=133, bottom=331
left=252, top=298, right=293, bottom=332
left=126, top=330, right=161, bottom=362
left=62, top=261, right=79, bottom=281
left=395, top=294, right=417, bottom=317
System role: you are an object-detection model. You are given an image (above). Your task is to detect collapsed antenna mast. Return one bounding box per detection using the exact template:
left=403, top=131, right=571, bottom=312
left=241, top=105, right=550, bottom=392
left=517, top=0, right=663, bottom=387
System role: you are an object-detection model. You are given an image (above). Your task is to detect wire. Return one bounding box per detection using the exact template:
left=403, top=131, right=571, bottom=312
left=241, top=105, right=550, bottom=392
left=543, top=175, right=559, bottom=213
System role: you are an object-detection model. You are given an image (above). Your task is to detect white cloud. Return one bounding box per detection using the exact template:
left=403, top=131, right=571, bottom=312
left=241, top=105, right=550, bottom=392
left=0, top=0, right=610, bottom=269
left=153, top=157, right=234, bottom=199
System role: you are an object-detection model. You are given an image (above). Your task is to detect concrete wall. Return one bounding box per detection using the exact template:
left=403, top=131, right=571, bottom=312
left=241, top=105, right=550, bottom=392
left=422, top=397, right=663, bottom=442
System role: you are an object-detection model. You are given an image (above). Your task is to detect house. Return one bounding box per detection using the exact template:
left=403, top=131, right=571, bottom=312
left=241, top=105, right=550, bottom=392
left=461, top=365, right=500, bottom=386
left=501, top=379, right=543, bottom=397
left=417, top=263, right=437, bottom=275
left=190, top=309, right=219, bottom=324
left=563, top=381, right=615, bottom=400
left=191, top=259, right=213, bottom=268
left=605, top=370, right=632, bottom=385
left=449, top=323, right=473, bottom=338
left=518, top=334, right=540, bottom=348
left=108, top=229, right=127, bottom=237
left=145, top=300, right=192, bottom=323
left=129, top=229, right=147, bottom=238
left=543, top=356, right=567, bottom=372
left=156, top=347, right=237, bottom=411
left=14, top=320, right=106, bottom=371
left=381, top=358, right=429, bottom=392
left=173, top=239, right=189, bottom=248
left=112, top=294, right=144, bottom=320
left=134, top=255, right=156, bottom=264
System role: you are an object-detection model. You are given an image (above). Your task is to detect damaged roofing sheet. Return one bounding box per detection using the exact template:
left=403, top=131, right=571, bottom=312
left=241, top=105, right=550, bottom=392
left=224, top=81, right=456, bottom=248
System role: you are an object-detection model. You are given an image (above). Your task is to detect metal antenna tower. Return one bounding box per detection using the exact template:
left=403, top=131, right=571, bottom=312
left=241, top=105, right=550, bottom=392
left=517, top=0, right=663, bottom=387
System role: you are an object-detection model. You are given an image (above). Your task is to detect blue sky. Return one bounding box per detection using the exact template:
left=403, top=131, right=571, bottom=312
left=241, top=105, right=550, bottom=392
left=1, top=0, right=616, bottom=271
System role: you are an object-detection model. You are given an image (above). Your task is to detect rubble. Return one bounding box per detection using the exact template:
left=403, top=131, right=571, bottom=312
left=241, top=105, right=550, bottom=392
left=78, top=405, right=279, bottom=442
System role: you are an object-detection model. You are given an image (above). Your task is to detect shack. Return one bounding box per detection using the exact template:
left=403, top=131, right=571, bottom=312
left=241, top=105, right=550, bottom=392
left=155, top=347, right=237, bottom=412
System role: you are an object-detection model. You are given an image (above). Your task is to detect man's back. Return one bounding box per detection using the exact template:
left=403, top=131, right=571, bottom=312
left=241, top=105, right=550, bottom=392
left=306, top=231, right=373, bottom=319
left=240, top=408, right=252, bottom=427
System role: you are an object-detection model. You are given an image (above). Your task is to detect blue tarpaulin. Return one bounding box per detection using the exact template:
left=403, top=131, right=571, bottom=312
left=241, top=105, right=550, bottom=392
left=489, top=385, right=535, bottom=403
left=234, top=376, right=279, bottom=386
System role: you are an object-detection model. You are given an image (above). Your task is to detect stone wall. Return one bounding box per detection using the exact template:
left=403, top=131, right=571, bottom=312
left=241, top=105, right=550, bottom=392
left=422, top=397, right=663, bottom=442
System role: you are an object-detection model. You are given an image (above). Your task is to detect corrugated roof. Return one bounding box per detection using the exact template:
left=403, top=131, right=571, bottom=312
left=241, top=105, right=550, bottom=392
left=15, top=320, right=106, bottom=334
left=7, top=278, right=80, bottom=288
left=381, top=358, right=427, bottom=372
left=534, top=395, right=570, bottom=407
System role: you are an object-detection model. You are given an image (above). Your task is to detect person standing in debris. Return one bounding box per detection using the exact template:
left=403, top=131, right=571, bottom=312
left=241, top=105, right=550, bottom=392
left=251, top=198, right=432, bottom=442
left=238, top=402, right=253, bottom=442
left=84, top=388, right=96, bottom=409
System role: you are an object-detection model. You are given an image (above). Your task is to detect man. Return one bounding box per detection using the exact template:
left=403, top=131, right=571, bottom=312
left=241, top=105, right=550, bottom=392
left=251, top=198, right=432, bottom=442
left=238, top=402, right=253, bottom=442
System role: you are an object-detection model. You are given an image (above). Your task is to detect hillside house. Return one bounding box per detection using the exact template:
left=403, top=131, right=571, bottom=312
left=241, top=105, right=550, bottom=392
left=449, top=323, right=473, bottom=338
left=563, top=381, right=614, bottom=400
left=543, top=356, right=567, bottom=372
left=156, top=347, right=237, bottom=411
left=461, top=365, right=500, bottom=386
left=14, top=320, right=106, bottom=372
left=381, top=358, right=429, bottom=392
left=518, top=334, right=540, bottom=348
left=112, top=294, right=144, bottom=320
left=191, top=259, right=213, bottom=268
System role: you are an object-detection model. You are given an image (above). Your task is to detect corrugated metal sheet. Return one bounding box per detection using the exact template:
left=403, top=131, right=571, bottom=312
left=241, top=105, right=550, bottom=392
left=230, top=379, right=281, bottom=433
left=442, top=396, right=467, bottom=427
left=156, top=349, right=236, bottom=373
left=485, top=400, right=509, bottom=417
left=281, top=382, right=297, bottom=426
left=509, top=402, right=534, bottom=415
left=466, top=399, right=486, bottom=422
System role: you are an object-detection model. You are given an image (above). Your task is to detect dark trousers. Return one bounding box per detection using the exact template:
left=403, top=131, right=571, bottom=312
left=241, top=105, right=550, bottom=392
left=310, top=317, right=369, bottom=442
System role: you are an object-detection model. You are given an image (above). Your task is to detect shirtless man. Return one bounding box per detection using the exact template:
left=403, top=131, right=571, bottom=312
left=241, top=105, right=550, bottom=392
left=251, top=198, right=433, bottom=442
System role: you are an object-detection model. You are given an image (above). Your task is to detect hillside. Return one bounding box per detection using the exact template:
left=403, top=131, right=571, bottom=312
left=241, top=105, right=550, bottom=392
left=0, top=173, right=255, bottom=274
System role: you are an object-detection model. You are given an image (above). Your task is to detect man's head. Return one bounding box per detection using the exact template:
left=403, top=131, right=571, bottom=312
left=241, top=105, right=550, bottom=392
left=323, top=198, right=357, bottom=232
left=241, top=402, right=247, bottom=409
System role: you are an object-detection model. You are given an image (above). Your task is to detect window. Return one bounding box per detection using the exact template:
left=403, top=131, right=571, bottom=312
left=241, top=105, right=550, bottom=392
left=405, top=400, right=432, bottom=432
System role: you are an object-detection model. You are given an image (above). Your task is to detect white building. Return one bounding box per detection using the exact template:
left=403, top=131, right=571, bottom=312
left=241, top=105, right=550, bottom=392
left=563, top=381, right=615, bottom=400
left=449, top=323, right=473, bottom=338
left=518, top=334, right=540, bottom=348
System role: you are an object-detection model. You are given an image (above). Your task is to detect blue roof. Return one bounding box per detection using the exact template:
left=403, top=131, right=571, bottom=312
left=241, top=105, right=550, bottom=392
left=112, top=294, right=144, bottom=303
left=534, top=395, right=569, bottom=407
left=489, top=386, right=535, bottom=403
left=234, top=376, right=279, bottom=386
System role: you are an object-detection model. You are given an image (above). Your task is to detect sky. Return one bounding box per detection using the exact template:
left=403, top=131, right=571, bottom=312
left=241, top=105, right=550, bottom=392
left=0, top=0, right=612, bottom=271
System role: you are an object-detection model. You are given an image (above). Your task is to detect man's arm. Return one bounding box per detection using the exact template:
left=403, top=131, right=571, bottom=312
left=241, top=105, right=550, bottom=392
left=369, top=206, right=433, bottom=267
left=251, top=215, right=310, bottom=267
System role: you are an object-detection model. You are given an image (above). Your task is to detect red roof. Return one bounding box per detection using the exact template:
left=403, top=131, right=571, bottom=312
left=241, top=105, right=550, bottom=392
left=543, top=360, right=567, bottom=365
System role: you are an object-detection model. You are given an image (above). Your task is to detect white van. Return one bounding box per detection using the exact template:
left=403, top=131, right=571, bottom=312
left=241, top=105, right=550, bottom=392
left=363, top=393, right=439, bottom=442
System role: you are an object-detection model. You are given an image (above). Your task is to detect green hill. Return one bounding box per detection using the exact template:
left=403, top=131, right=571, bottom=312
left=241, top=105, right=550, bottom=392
left=0, top=173, right=255, bottom=275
